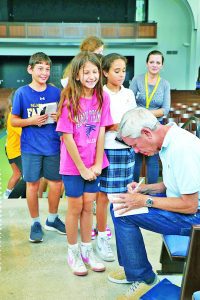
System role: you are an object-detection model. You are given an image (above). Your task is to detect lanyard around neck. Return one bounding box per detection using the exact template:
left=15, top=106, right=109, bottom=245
left=145, top=73, right=161, bottom=108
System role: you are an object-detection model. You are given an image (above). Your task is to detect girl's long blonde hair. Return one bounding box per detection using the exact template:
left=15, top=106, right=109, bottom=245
left=80, top=36, right=104, bottom=52
left=57, top=51, right=103, bottom=122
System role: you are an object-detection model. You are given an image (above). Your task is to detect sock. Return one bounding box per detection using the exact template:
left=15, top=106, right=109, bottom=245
left=5, top=188, right=13, bottom=196
left=81, top=242, right=92, bottom=256
left=47, top=213, right=58, bottom=223
left=81, top=242, right=92, bottom=247
left=98, top=231, right=107, bottom=238
left=68, top=243, right=79, bottom=250
left=97, top=232, right=108, bottom=248
left=32, top=217, right=40, bottom=225
left=145, top=274, right=157, bottom=285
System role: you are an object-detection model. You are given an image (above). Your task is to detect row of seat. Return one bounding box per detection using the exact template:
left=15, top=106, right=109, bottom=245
left=171, top=101, right=200, bottom=110
left=163, top=102, right=200, bottom=135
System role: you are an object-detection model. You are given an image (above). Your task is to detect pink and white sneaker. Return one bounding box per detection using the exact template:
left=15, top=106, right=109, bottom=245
left=91, top=227, right=97, bottom=240
left=67, top=246, right=88, bottom=276
left=81, top=245, right=106, bottom=272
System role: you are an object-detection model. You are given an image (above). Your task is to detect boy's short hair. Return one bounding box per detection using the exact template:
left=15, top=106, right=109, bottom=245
left=28, top=52, right=52, bottom=68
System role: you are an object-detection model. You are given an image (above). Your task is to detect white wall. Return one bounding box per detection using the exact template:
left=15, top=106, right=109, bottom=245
left=187, top=0, right=200, bottom=88
left=187, top=0, right=200, bottom=29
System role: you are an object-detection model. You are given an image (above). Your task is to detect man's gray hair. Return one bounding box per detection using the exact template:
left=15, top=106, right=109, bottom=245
left=119, top=107, right=160, bottom=138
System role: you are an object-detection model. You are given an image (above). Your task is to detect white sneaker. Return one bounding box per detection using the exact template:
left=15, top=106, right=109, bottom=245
left=67, top=246, right=88, bottom=276
left=96, top=236, right=115, bottom=262
left=3, top=190, right=11, bottom=199
left=81, top=245, right=106, bottom=272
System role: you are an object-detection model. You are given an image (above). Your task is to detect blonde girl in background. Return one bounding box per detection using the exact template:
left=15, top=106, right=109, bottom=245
left=56, top=51, right=113, bottom=276
left=61, top=36, right=104, bottom=88
left=80, top=35, right=104, bottom=54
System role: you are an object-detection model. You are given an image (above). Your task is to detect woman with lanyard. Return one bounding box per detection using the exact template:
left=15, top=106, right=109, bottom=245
left=129, top=50, right=171, bottom=184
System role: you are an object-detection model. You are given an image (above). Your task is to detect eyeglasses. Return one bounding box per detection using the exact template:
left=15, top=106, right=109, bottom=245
left=115, top=136, right=130, bottom=147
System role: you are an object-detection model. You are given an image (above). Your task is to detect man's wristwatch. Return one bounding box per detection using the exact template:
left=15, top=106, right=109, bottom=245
left=145, top=197, right=154, bottom=208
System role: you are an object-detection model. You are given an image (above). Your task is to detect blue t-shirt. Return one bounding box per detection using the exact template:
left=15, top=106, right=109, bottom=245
left=12, top=84, right=61, bottom=155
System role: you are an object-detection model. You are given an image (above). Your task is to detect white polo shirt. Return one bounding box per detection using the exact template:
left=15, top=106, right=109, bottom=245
left=159, top=123, right=200, bottom=207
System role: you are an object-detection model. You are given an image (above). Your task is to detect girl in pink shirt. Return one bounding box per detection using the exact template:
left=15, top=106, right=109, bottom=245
left=56, top=51, right=113, bottom=276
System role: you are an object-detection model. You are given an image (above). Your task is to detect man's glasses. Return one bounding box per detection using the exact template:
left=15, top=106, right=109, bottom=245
left=115, top=136, right=130, bottom=147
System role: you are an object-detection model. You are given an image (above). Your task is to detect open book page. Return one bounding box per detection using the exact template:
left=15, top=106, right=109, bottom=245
left=108, top=194, right=148, bottom=218
left=40, top=102, right=58, bottom=124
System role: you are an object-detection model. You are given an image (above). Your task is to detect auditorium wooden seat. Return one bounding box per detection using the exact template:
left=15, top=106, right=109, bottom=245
left=172, top=110, right=182, bottom=123
left=169, top=107, right=175, bottom=117
left=180, top=113, right=190, bottom=123
left=194, top=110, right=200, bottom=118
left=191, top=102, right=199, bottom=108
left=186, top=107, right=195, bottom=114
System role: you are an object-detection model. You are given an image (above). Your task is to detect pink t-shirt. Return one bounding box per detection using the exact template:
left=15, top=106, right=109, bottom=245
left=56, top=90, right=113, bottom=175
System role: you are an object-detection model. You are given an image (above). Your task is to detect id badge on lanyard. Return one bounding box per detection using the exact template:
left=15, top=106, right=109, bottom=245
left=145, top=73, right=161, bottom=109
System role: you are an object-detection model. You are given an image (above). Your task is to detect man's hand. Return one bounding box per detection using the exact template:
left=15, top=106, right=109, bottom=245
left=110, top=193, right=147, bottom=215
left=127, top=181, right=146, bottom=194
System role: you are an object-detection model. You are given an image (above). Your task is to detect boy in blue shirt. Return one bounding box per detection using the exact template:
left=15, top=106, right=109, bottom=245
left=11, top=52, right=65, bottom=243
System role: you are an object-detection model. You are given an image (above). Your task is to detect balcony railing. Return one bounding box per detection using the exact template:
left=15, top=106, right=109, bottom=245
left=0, top=22, right=157, bottom=39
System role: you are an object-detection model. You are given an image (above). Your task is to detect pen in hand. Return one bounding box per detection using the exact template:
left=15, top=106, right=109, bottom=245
left=134, top=177, right=145, bottom=191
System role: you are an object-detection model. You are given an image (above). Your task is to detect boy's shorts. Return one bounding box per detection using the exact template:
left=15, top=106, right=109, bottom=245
left=62, top=175, right=100, bottom=197
left=22, top=153, right=62, bottom=182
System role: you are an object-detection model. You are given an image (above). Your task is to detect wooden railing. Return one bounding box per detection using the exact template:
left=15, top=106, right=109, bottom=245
left=0, top=22, right=157, bottom=39
left=171, top=90, right=200, bottom=105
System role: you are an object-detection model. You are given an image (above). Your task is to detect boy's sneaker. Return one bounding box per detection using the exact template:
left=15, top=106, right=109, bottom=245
left=81, top=245, right=106, bottom=272
left=3, top=190, right=11, bottom=199
left=96, top=236, right=115, bottom=262
left=106, top=225, right=112, bottom=239
left=91, top=227, right=97, bottom=240
left=29, top=222, right=44, bottom=243
left=44, top=216, right=66, bottom=235
left=67, top=246, right=88, bottom=276
left=108, top=268, right=133, bottom=284
left=117, top=276, right=160, bottom=299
